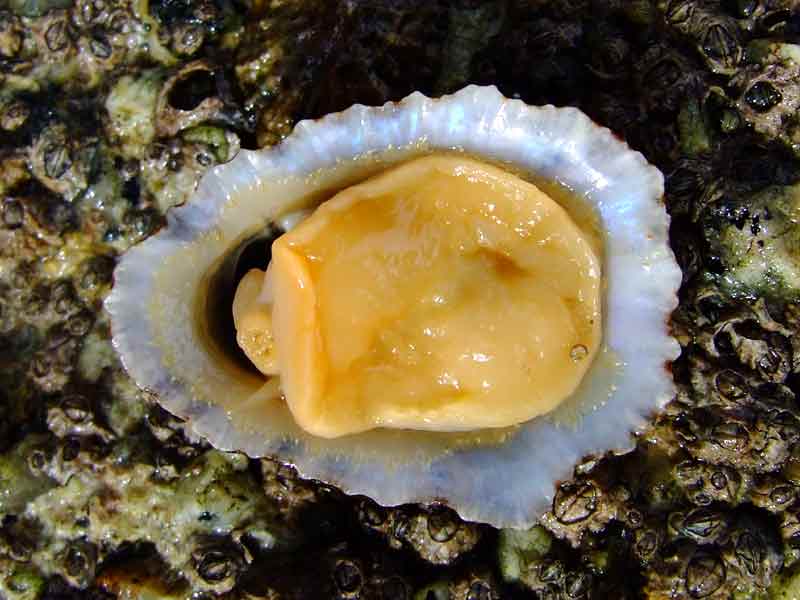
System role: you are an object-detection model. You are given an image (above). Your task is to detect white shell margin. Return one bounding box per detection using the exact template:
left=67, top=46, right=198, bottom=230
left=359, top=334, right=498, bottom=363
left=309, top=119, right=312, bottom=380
left=107, top=85, right=681, bottom=528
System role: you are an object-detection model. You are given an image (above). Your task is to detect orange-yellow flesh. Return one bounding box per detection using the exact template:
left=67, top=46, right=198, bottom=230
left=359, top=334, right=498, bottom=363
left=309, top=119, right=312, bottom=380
left=231, top=269, right=278, bottom=376
left=233, top=155, right=602, bottom=438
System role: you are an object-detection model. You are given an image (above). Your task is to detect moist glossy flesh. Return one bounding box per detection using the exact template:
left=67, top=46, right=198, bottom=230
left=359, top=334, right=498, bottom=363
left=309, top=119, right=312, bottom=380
left=234, top=155, right=602, bottom=438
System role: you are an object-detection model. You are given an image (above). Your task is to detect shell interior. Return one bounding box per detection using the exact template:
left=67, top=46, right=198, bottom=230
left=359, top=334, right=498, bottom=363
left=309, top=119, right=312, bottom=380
left=106, top=85, right=681, bottom=528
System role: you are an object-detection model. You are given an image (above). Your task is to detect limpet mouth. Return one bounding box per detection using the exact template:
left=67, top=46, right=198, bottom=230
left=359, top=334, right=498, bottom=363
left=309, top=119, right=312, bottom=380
left=106, top=85, right=680, bottom=528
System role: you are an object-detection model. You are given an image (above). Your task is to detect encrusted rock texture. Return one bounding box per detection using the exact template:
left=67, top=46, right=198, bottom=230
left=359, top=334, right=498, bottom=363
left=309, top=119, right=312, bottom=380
left=2, top=0, right=800, bottom=598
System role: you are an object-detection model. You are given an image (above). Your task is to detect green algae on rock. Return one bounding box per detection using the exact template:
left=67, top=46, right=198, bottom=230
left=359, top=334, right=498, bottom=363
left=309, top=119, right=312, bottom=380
left=705, top=183, right=800, bottom=301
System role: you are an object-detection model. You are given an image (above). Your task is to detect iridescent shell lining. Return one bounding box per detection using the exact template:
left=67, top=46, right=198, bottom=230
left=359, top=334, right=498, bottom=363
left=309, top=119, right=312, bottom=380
left=107, top=86, right=680, bottom=528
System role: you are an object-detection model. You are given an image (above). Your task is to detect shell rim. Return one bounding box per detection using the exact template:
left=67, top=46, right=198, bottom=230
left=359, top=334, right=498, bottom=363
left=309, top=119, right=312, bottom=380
left=106, top=85, right=681, bottom=528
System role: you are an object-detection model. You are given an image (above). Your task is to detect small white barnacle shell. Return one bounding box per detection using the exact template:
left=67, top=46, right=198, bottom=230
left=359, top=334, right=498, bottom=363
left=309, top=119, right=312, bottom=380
left=106, top=85, right=680, bottom=528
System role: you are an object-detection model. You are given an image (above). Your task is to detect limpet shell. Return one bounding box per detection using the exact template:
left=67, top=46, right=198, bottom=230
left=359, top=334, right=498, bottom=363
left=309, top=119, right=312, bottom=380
left=107, top=85, right=680, bottom=528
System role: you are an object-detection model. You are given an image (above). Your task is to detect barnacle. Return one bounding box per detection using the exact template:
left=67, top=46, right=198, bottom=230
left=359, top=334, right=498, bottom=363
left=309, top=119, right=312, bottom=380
left=138, top=129, right=239, bottom=213
left=29, top=122, right=96, bottom=201
left=20, top=448, right=291, bottom=593
left=104, top=69, right=166, bottom=159
left=447, top=571, right=502, bottom=600
left=95, top=554, right=191, bottom=600
left=644, top=512, right=783, bottom=599
left=154, top=61, right=228, bottom=138
left=0, top=12, right=23, bottom=59
left=357, top=500, right=483, bottom=565
left=731, top=50, right=800, bottom=154
left=496, top=521, right=607, bottom=598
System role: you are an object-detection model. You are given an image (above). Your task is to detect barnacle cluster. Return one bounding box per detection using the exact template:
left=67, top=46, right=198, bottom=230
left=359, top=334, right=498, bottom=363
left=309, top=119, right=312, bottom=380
left=2, top=0, right=800, bottom=598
